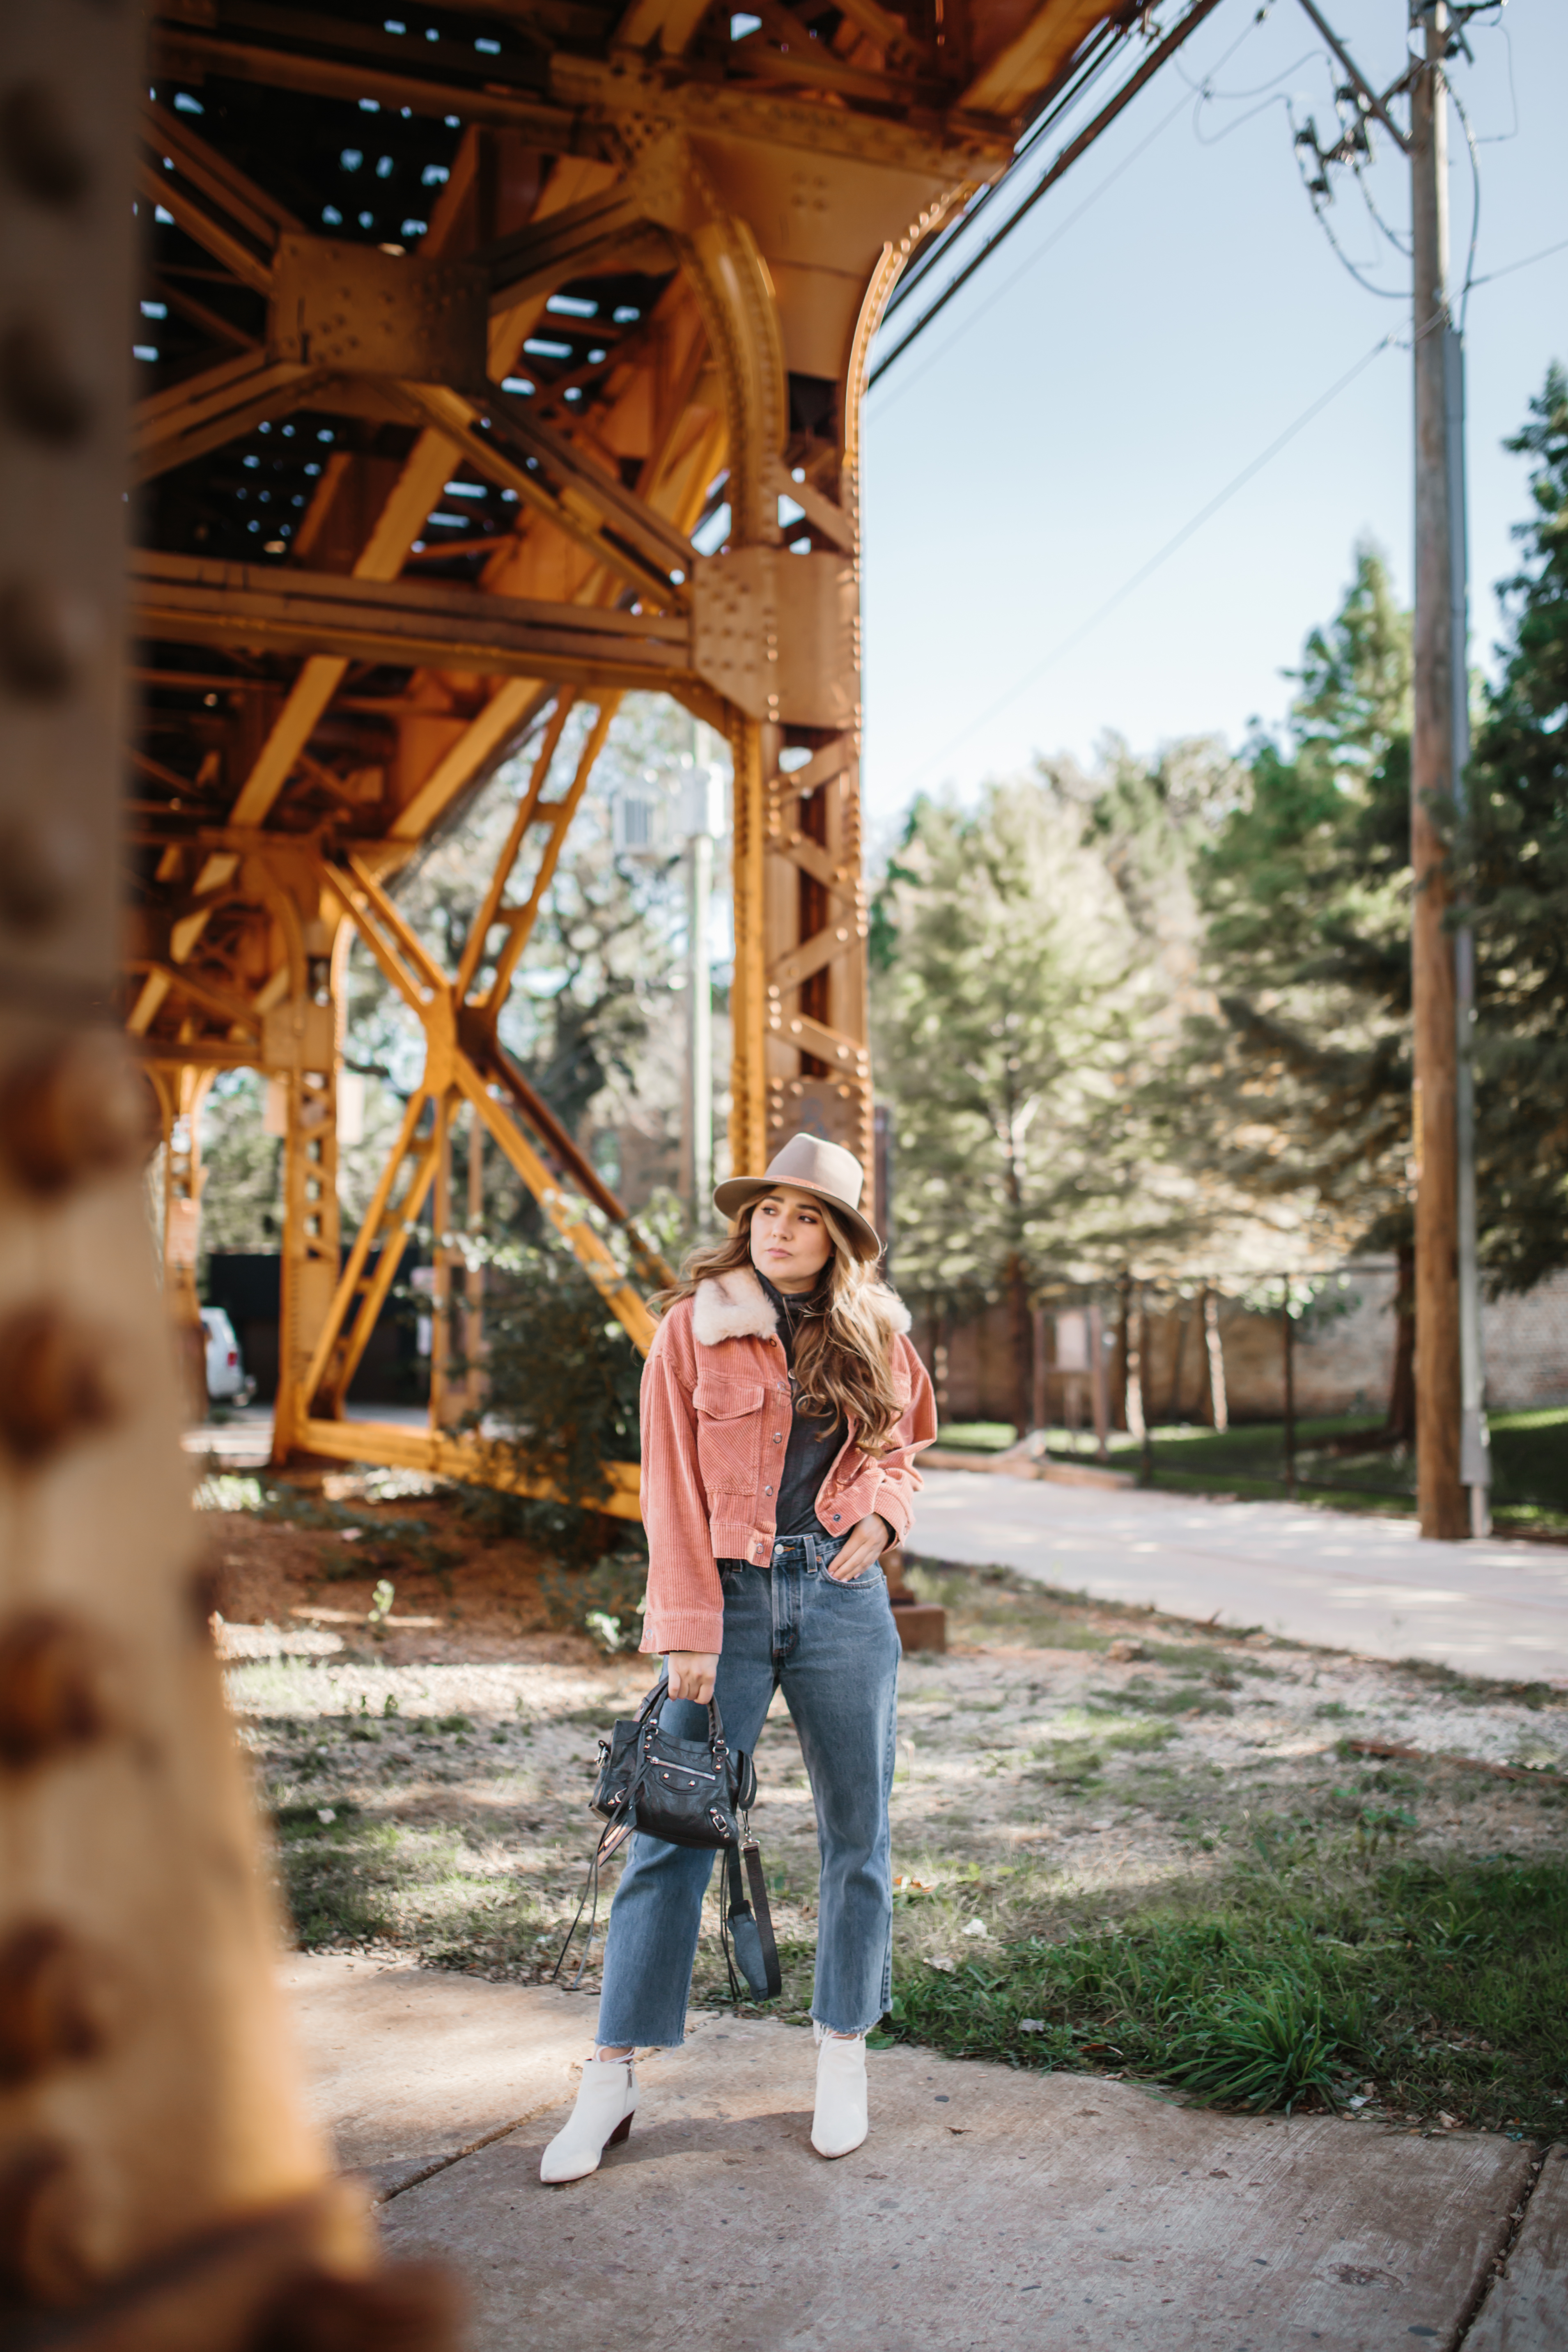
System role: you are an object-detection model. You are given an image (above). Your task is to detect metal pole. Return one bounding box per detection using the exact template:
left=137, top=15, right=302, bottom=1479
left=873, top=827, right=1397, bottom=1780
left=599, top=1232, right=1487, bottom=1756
left=1410, top=2, right=1467, bottom=1537
left=684, top=721, right=716, bottom=1229
left=1090, top=1295, right=1110, bottom=1463
left=1130, top=1281, right=1153, bottom=1487
left=1203, top=1284, right=1229, bottom=1435
left=1282, top=1278, right=1297, bottom=1500
left=1444, top=326, right=1492, bottom=1535
left=466, top=1101, right=485, bottom=1418
left=431, top=1089, right=453, bottom=1429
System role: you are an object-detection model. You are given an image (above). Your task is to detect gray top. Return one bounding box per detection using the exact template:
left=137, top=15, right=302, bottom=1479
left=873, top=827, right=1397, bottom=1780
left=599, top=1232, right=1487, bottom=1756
left=758, top=1271, right=848, bottom=1540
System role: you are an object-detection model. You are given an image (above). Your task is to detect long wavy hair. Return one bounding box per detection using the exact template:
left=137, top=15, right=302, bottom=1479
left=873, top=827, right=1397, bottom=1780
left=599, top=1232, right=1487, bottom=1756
left=657, top=1204, right=905, bottom=1453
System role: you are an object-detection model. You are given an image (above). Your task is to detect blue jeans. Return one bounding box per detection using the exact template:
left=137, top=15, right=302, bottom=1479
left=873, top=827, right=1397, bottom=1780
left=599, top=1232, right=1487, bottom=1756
left=595, top=1531, right=902, bottom=2045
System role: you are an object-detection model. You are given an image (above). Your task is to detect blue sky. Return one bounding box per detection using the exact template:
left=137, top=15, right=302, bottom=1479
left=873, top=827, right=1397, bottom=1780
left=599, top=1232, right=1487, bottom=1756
left=858, top=0, right=1568, bottom=829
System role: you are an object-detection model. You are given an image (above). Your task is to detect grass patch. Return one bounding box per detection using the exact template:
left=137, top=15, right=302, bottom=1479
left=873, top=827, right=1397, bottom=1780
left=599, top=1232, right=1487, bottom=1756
left=1094, top=1677, right=1236, bottom=1718
left=276, top=1804, right=556, bottom=1966
left=195, top=1471, right=459, bottom=1574
left=875, top=1853, right=1568, bottom=2136
left=1050, top=1408, right=1568, bottom=1528
left=935, top=1422, right=1018, bottom=1453
left=904, top=1560, right=1111, bottom=1651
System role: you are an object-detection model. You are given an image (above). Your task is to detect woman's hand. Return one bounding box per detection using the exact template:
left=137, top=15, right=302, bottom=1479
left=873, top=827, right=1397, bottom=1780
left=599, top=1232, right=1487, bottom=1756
left=666, top=1650, right=719, bottom=1704
left=826, top=1515, right=891, bottom=1583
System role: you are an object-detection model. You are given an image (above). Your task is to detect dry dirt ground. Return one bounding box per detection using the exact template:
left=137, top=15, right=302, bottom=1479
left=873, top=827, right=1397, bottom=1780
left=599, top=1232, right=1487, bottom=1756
left=205, top=1480, right=1568, bottom=2040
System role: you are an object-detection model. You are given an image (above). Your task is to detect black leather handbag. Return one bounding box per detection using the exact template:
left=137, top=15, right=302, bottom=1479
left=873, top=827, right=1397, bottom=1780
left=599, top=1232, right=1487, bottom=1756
left=553, top=1673, right=781, bottom=2002
left=592, top=1675, right=755, bottom=1854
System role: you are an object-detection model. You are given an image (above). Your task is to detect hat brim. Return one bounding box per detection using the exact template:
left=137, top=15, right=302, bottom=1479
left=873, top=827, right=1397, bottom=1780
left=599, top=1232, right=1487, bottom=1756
left=712, top=1175, right=882, bottom=1262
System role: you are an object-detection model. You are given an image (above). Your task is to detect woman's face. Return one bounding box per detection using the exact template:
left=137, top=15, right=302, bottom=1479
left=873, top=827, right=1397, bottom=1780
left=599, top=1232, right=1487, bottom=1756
left=749, top=1185, right=833, bottom=1294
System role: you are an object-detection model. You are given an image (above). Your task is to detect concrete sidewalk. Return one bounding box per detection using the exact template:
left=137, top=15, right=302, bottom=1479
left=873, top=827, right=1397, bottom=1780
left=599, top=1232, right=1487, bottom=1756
left=911, top=1469, right=1568, bottom=1681
left=287, top=1955, right=1563, bottom=2352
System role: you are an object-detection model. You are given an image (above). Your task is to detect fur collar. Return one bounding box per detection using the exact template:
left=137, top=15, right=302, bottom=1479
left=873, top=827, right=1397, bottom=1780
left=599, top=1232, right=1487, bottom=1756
left=691, top=1266, right=778, bottom=1346
left=690, top=1264, right=911, bottom=1347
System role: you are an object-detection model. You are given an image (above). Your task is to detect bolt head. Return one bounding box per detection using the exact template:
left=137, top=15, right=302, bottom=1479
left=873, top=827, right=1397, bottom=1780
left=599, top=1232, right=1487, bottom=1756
left=0, top=812, right=90, bottom=932
left=0, top=1610, right=114, bottom=1767
left=0, top=83, right=91, bottom=209
left=0, top=2140, right=94, bottom=2306
left=0, top=580, right=99, bottom=702
left=0, top=1306, right=127, bottom=1462
left=0, top=1922, right=125, bottom=2086
left=1, top=1035, right=154, bottom=1192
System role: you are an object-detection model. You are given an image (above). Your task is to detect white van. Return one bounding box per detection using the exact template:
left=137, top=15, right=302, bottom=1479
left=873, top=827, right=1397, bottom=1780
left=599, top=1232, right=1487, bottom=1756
left=200, top=1307, right=255, bottom=1407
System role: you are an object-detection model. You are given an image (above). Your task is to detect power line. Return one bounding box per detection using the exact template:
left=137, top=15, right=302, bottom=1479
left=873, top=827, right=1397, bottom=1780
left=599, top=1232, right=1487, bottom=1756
left=866, top=84, right=1193, bottom=420
left=870, top=1, right=1279, bottom=413
left=1467, top=231, right=1568, bottom=289
left=868, top=0, right=1231, bottom=390
left=880, top=17, right=1134, bottom=330
left=894, top=329, right=1398, bottom=794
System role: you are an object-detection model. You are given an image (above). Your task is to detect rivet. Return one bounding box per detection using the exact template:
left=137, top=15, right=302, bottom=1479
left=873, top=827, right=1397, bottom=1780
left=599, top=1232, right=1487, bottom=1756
left=0, top=579, right=98, bottom=701
left=0, top=1306, right=126, bottom=1461
left=0, top=1611, right=114, bottom=1768
left=252, top=2260, right=463, bottom=2352
left=0, top=84, right=91, bottom=209
left=0, top=2140, right=93, bottom=2307
left=0, top=1034, right=153, bottom=1191
left=0, top=1922, right=124, bottom=2086
left=0, top=812, right=90, bottom=932
left=0, top=317, right=94, bottom=445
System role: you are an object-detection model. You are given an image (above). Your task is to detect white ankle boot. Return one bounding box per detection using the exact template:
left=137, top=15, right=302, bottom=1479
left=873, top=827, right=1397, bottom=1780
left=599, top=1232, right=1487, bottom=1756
left=539, top=2054, right=637, bottom=2184
left=810, top=2024, right=868, bottom=2159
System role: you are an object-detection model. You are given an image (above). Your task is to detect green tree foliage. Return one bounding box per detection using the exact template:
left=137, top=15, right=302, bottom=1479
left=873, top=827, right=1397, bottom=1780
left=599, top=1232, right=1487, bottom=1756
left=1176, top=542, right=1415, bottom=1262
left=872, top=782, right=1144, bottom=1306
left=464, top=1244, right=643, bottom=1563
left=342, top=693, right=691, bottom=1237
left=1463, top=365, right=1568, bottom=1292
left=198, top=1070, right=282, bottom=1256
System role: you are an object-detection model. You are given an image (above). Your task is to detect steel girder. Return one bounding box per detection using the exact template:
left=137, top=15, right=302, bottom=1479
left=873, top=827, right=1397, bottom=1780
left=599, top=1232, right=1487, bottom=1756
left=0, top=3, right=464, bottom=2341
left=124, top=0, right=1129, bottom=1495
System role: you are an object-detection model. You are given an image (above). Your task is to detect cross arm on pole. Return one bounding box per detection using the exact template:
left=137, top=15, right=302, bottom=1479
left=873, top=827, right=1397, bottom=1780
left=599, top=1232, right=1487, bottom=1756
left=1293, top=0, right=1414, bottom=154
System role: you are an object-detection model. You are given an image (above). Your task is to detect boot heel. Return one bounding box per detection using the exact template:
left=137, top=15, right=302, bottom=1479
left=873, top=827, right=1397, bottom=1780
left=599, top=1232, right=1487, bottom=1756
left=539, top=2057, right=638, bottom=2183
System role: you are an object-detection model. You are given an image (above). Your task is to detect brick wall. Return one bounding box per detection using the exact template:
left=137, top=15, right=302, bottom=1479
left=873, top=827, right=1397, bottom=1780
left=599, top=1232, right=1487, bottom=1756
left=908, top=1264, right=1568, bottom=1427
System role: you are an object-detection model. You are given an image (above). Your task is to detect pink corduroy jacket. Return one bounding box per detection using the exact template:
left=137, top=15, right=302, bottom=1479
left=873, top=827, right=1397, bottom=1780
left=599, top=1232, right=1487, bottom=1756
left=638, top=1264, right=939, bottom=1656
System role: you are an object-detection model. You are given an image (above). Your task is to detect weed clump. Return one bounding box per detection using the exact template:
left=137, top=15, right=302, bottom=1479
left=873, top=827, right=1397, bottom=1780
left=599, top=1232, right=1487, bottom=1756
left=875, top=1856, right=1568, bottom=2137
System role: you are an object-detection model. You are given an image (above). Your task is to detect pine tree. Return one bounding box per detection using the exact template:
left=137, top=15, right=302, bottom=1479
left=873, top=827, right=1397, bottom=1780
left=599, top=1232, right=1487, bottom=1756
left=871, top=778, right=1177, bottom=1425
left=1164, top=545, right=1419, bottom=1422
left=1464, top=364, right=1568, bottom=1293
left=1175, top=545, right=1415, bottom=1247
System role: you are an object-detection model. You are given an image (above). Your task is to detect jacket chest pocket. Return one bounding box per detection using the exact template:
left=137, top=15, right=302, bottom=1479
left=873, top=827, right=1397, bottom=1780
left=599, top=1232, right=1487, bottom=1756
left=693, top=1374, right=766, bottom=1495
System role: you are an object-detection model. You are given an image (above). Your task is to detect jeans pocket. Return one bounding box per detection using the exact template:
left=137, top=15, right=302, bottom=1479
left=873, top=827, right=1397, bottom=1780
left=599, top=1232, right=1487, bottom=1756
left=824, top=1550, right=879, bottom=1586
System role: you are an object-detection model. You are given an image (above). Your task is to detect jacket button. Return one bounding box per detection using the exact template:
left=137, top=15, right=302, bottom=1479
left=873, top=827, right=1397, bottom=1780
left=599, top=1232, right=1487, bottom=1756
left=771, top=1433, right=782, bottom=1443
left=831, top=1513, right=842, bottom=1523
left=764, top=1485, right=773, bottom=1496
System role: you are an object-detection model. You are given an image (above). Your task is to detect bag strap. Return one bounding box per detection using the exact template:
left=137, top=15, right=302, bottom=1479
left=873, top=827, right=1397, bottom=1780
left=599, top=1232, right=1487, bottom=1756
left=549, top=1806, right=635, bottom=1991
left=721, top=1836, right=781, bottom=2001
left=742, top=1839, right=781, bottom=1997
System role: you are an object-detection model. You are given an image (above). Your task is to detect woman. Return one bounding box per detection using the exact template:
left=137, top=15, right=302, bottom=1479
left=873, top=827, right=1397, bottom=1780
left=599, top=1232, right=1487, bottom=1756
left=541, top=1133, right=936, bottom=2183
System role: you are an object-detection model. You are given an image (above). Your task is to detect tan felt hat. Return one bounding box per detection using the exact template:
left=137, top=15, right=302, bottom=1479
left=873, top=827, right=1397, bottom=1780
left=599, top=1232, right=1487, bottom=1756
left=713, top=1132, right=881, bottom=1262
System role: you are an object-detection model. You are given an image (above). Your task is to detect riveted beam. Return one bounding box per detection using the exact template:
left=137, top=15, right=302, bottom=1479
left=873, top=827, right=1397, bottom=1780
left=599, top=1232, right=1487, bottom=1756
left=129, top=549, right=696, bottom=689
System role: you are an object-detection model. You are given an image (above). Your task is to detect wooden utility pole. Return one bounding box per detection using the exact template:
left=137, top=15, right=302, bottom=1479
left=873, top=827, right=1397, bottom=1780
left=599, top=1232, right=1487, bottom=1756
left=1410, top=3, right=1467, bottom=1540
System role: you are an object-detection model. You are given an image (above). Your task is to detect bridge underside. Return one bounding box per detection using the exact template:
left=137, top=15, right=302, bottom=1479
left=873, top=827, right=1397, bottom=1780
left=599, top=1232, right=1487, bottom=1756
left=2, top=1, right=1164, bottom=2340
left=125, top=0, right=1129, bottom=1485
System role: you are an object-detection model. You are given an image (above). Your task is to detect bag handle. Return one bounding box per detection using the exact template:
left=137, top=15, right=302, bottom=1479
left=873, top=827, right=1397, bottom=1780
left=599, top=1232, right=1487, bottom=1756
left=643, top=1669, right=728, bottom=1757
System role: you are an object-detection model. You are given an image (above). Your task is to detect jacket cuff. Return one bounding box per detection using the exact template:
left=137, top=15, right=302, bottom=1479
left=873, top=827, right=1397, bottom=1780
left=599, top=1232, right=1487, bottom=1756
left=870, top=1475, right=914, bottom=1542
left=641, top=1609, right=725, bottom=1656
